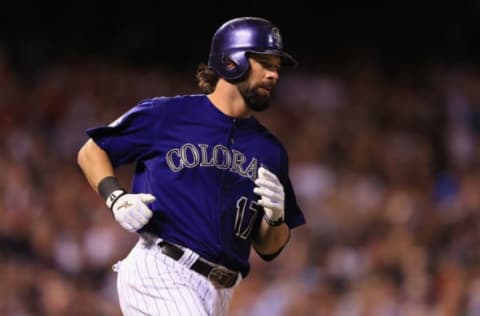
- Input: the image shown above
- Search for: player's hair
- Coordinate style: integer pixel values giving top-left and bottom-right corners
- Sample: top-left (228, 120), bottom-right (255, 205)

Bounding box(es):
top-left (196, 63), bottom-right (219, 94)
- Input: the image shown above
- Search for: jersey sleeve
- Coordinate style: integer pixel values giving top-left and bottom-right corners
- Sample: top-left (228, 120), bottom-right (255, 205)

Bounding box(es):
top-left (283, 177), bottom-right (305, 228)
top-left (279, 149), bottom-right (306, 229)
top-left (85, 98), bottom-right (166, 168)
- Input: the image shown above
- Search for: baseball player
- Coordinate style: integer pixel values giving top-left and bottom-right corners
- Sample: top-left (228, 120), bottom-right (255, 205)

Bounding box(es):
top-left (77, 17), bottom-right (306, 315)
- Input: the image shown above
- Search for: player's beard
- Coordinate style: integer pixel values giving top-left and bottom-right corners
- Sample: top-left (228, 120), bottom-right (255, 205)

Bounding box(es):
top-left (237, 81), bottom-right (271, 112)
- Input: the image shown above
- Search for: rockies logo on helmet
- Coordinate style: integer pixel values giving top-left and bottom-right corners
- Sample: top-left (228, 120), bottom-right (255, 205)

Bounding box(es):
top-left (270, 27), bottom-right (282, 49)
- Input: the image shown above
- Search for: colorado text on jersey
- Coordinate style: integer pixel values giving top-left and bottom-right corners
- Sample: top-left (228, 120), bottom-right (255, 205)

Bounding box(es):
top-left (165, 143), bottom-right (259, 181)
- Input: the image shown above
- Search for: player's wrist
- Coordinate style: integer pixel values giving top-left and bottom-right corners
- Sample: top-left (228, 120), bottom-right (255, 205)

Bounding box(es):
top-left (106, 189), bottom-right (128, 209)
top-left (263, 214), bottom-right (284, 227)
top-left (97, 176), bottom-right (127, 209)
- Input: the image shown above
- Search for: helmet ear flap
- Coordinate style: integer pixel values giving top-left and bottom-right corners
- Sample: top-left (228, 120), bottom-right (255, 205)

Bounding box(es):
top-left (214, 50), bottom-right (250, 81)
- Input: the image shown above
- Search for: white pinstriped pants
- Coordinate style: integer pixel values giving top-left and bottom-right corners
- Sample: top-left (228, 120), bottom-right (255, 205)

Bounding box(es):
top-left (114, 238), bottom-right (239, 316)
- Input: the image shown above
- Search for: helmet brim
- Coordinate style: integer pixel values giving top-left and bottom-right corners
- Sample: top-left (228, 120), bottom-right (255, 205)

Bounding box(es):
top-left (252, 49), bottom-right (298, 68)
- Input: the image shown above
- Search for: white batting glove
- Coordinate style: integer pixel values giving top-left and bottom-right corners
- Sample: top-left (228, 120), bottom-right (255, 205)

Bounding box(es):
top-left (107, 190), bottom-right (156, 232)
top-left (253, 167), bottom-right (285, 226)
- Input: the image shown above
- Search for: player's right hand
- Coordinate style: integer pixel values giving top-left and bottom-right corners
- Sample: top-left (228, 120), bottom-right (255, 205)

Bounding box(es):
top-left (108, 191), bottom-right (156, 232)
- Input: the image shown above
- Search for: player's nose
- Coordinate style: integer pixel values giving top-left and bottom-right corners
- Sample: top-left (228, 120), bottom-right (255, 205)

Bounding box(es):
top-left (266, 69), bottom-right (279, 81)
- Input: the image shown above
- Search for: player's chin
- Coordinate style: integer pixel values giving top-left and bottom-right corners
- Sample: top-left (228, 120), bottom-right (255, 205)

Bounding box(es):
top-left (246, 97), bottom-right (270, 112)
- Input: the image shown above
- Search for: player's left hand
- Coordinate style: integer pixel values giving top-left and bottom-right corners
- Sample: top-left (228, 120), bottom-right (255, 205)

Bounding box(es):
top-left (254, 167), bottom-right (285, 226)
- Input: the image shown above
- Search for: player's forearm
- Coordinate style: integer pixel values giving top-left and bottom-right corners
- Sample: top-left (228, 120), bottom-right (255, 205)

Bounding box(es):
top-left (77, 139), bottom-right (115, 192)
top-left (252, 220), bottom-right (290, 255)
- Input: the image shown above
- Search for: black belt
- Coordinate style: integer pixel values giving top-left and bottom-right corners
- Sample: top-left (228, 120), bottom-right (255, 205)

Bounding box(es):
top-left (158, 241), bottom-right (239, 289)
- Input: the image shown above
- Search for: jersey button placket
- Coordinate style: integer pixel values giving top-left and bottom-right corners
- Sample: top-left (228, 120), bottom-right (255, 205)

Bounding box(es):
top-left (230, 119), bottom-right (236, 145)
top-left (224, 119), bottom-right (235, 190)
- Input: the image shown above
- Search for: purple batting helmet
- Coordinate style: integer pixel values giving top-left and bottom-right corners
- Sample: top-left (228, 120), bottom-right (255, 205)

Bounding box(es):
top-left (208, 17), bottom-right (298, 81)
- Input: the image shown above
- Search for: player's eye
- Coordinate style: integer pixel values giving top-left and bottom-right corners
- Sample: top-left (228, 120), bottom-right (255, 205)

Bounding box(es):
top-left (266, 63), bottom-right (281, 72)
top-left (257, 59), bottom-right (280, 72)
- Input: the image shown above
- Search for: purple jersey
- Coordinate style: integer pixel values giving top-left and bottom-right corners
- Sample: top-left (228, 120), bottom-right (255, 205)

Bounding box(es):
top-left (86, 95), bottom-right (305, 276)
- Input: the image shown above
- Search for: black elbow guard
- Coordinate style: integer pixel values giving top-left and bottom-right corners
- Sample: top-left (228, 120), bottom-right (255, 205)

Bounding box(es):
top-left (255, 245), bottom-right (285, 262)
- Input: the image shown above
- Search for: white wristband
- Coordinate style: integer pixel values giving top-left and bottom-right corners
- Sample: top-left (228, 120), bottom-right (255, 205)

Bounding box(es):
top-left (106, 189), bottom-right (127, 209)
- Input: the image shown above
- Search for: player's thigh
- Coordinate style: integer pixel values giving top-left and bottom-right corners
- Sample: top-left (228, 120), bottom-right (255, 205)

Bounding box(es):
top-left (119, 281), bottom-right (208, 315)
top-left (116, 258), bottom-right (209, 316)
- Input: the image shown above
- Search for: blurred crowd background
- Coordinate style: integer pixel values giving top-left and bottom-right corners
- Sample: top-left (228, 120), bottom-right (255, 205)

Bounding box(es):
top-left (3, 2), bottom-right (480, 316)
